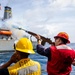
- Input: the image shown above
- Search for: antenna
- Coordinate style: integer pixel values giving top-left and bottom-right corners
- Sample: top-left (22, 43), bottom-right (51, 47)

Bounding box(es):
top-left (6, 0), bottom-right (11, 6)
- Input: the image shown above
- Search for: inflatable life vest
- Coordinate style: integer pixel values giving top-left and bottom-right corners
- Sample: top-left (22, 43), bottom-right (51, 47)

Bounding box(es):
top-left (47, 45), bottom-right (75, 75)
top-left (8, 58), bottom-right (41, 75)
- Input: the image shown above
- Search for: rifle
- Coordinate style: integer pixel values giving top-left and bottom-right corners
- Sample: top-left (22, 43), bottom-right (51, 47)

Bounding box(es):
top-left (17, 28), bottom-right (54, 46)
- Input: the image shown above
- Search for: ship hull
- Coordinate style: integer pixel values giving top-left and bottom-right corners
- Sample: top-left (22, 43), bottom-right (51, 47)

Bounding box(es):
top-left (0, 39), bottom-right (37, 52)
top-left (0, 39), bottom-right (15, 52)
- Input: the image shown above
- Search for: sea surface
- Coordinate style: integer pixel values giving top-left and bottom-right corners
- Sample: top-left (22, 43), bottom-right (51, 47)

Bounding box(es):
top-left (0, 43), bottom-right (75, 75)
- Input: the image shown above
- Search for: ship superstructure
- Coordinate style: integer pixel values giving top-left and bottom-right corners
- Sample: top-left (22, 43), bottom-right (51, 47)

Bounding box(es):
top-left (0, 6), bottom-right (15, 52)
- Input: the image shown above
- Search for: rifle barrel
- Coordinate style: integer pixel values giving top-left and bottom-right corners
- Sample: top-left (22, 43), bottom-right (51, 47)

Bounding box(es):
top-left (17, 28), bottom-right (54, 45)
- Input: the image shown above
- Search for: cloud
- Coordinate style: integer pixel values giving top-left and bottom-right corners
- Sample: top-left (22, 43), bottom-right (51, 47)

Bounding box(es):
top-left (49, 0), bottom-right (75, 8)
top-left (0, 0), bottom-right (75, 42)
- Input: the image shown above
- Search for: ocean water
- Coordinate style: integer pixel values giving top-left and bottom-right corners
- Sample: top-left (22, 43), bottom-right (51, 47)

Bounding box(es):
top-left (0, 43), bottom-right (75, 75)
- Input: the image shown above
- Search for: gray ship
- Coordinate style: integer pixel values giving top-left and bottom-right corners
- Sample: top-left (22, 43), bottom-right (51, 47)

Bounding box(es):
top-left (0, 6), bottom-right (37, 52)
top-left (0, 6), bottom-right (16, 52)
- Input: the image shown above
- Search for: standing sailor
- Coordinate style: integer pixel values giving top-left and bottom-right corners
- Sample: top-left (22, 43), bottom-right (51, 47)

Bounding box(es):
top-left (0, 38), bottom-right (41, 75)
top-left (35, 32), bottom-right (75, 75)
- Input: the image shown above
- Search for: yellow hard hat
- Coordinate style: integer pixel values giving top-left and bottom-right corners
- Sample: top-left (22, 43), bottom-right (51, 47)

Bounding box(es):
top-left (15, 38), bottom-right (35, 54)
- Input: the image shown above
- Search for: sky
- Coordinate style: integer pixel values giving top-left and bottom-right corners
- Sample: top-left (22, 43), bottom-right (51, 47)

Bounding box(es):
top-left (0, 0), bottom-right (75, 43)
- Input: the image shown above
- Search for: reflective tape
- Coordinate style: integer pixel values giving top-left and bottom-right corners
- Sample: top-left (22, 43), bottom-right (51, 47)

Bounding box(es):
top-left (18, 65), bottom-right (38, 75)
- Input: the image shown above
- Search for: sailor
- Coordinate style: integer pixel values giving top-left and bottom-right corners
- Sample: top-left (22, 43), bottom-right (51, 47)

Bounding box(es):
top-left (35, 32), bottom-right (75, 75)
top-left (0, 38), bottom-right (41, 75)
